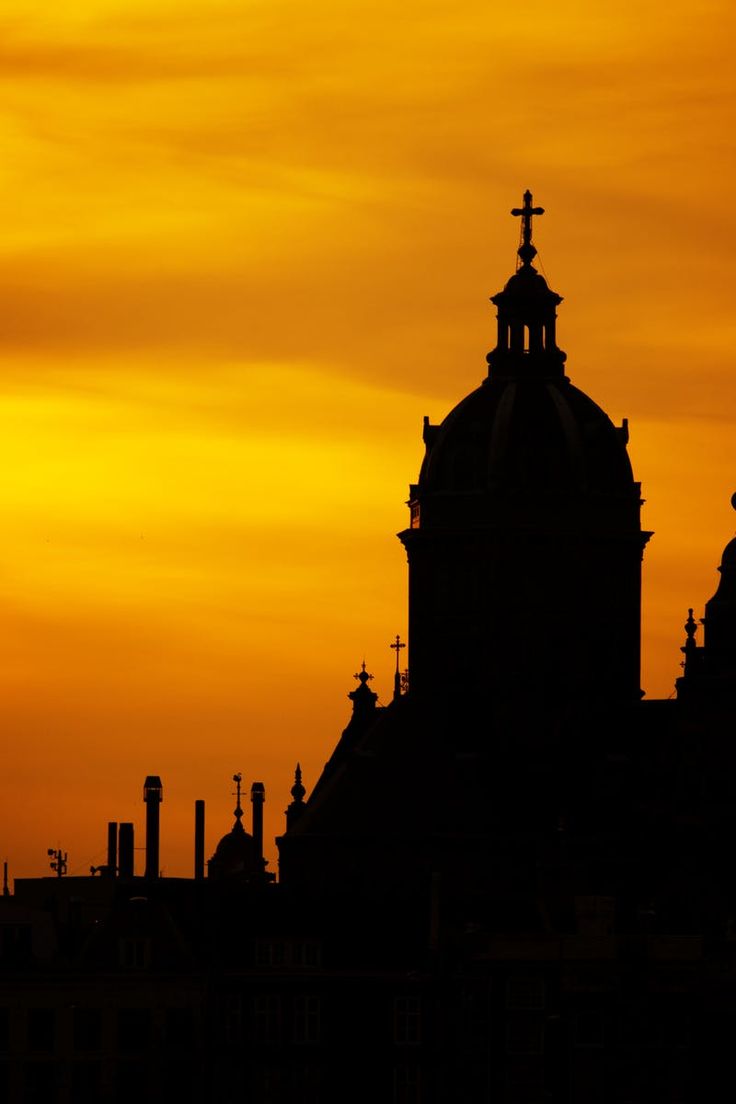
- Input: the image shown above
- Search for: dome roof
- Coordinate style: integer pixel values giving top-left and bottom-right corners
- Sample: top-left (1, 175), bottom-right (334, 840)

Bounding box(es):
top-left (493, 263), bottom-right (560, 306)
top-left (208, 820), bottom-right (258, 880)
top-left (419, 376), bottom-right (633, 497)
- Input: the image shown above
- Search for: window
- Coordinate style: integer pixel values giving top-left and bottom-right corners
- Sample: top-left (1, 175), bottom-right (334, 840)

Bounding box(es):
top-left (118, 937), bottom-right (151, 970)
top-left (255, 939), bottom-right (286, 966)
top-left (394, 996), bottom-right (421, 1045)
top-left (294, 996), bottom-right (321, 1044)
top-left (573, 1010), bottom-right (604, 1048)
top-left (293, 941), bottom-right (321, 968)
top-left (165, 1008), bottom-right (194, 1050)
top-left (575, 896), bottom-right (615, 937)
top-left (410, 503), bottom-right (421, 529)
top-left (506, 977), bottom-right (545, 1011)
top-left (70, 1061), bottom-right (102, 1104)
top-left (665, 1009), bottom-right (691, 1049)
top-left (222, 995), bottom-right (243, 1046)
top-left (116, 1008), bottom-right (150, 1052)
top-left (27, 1009), bottom-right (54, 1053)
top-left (393, 1063), bottom-right (421, 1104)
top-left (23, 1062), bottom-right (56, 1102)
top-left (506, 1014), bottom-right (544, 1054)
top-left (253, 995), bottom-right (281, 1044)
top-left (114, 1060), bottom-right (146, 1104)
top-left (73, 1008), bottom-right (102, 1052)
top-left (0, 923), bottom-right (31, 963)
top-left (291, 1064), bottom-right (322, 1104)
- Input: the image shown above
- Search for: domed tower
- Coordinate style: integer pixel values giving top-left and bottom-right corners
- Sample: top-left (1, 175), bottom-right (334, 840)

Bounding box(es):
top-left (208, 773), bottom-right (267, 882)
top-left (399, 192), bottom-right (650, 710)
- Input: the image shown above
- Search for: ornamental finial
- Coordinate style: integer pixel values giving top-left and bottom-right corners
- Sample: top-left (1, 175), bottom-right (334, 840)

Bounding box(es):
top-left (511, 189), bottom-right (544, 268)
top-left (291, 763), bottom-right (306, 803)
top-left (232, 772), bottom-right (244, 824)
top-left (354, 660), bottom-right (374, 686)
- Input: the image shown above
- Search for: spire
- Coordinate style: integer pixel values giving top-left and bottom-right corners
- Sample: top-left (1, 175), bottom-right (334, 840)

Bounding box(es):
top-left (486, 189), bottom-right (566, 379)
top-left (291, 762), bottom-right (306, 803)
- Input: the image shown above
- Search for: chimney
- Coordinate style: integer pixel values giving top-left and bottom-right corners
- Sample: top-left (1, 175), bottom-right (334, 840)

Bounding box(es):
top-left (250, 782), bottom-right (265, 866)
top-left (106, 822), bottom-right (118, 878)
top-left (194, 800), bottom-right (205, 880)
top-left (143, 776), bottom-right (163, 879)
top-left (119, 823), bottom-right (135, 878)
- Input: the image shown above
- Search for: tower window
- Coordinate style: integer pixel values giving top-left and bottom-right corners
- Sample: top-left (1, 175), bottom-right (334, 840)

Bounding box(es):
top-left (523, 325), bottom-right (530, 352)
top-left (394, 996), bottom-right (421, 1045)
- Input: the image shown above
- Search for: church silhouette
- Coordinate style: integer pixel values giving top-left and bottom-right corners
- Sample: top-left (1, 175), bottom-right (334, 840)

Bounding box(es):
top-left (1, 193), bottom-right (732, 1103)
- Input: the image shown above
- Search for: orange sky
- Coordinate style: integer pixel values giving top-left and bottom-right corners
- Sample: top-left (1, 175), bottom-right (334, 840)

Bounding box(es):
top-left (2, 0), bottom-right (736, 879)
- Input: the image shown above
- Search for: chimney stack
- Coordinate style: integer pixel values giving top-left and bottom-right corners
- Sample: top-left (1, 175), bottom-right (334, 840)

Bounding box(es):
top-left (143, 775), bottom-right (163, 879)
top-left (106, 822), bottom-right (118, 878)
top-left (119, 823), bottom-right (135, 878)
top-left (194, 800), bottom-right (205, 880)
top-left (251, 782), bottom-right (265, 867)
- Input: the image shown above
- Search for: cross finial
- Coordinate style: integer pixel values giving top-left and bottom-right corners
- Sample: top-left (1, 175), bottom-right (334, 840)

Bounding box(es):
top-left (390, 634), bottom-right (406, 674)
top-left (391, 634), bottom-right (406, 702)
top-left (511, 189), bottom-right (544, 267)
top-left (354, 660), bottom-right (374, 686)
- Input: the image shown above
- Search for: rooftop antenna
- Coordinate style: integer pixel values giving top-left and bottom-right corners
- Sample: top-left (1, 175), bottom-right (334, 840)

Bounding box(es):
top-left (232, 773), bottom-right (244, 826)
top-left (2, 861), bottom-right (9, 896)
top-left (47, 847), bottom-right (68, 878)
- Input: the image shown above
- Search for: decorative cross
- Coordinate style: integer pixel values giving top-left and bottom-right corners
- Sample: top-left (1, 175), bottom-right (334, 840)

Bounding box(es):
top-left (511, 189), bottom-right (544, 266)
top-left (354, 660), bottom-right (374, 685)
top-left (390, 634), bottom-right (406, 675)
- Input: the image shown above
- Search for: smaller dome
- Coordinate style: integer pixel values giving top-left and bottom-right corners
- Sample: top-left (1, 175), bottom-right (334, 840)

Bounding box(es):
top-left (208, 820), bottom-right (258, 881)
top-left (495, 264), bottom-right (559, 304)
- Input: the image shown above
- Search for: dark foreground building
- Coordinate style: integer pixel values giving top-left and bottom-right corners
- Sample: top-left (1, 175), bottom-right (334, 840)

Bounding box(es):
top-left (2, 194), bottom-right (734, 1103)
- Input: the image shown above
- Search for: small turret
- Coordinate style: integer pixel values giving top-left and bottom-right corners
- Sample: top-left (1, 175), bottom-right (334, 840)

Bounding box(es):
top-left (349, 661), bottom-right (378, 720)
